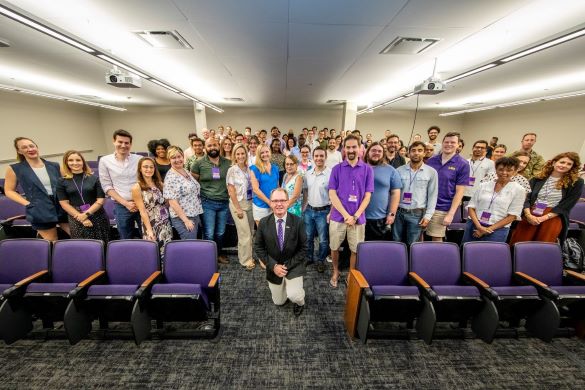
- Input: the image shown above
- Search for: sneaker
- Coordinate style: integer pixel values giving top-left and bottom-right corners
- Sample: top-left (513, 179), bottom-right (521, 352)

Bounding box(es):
top-left (326, 256), bottom-right (332, 263)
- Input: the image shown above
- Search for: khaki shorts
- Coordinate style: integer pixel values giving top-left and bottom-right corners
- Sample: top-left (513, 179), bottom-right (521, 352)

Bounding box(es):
top-left (426, 210), bottom-right (448, 238)
top-left (329, 220), bottom-right (365, 253)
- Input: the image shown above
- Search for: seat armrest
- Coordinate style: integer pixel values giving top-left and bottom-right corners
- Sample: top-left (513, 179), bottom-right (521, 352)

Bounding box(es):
top-left (514, 271), bottom-right (558, 300)
top-left (565, 270), bottom-right (585, 284)
top-left (208, 272), bottom-right (220, 288)
top-left (350, 269), bottom-right (369, 289)
top-left (3, 270), bottom-right (49, 298)
top-left (134, 271), bottom-right (162, 299)
top-left (68, 271), bottom-right (106, 299)
top-left (409, 272), bottom-right (437, 301)
top-left (569, 218), bottom-right (585, 228)
top-left (462, 272), bottom-right (498, 300)
top-left (1, 215), bottom-right (26, 226)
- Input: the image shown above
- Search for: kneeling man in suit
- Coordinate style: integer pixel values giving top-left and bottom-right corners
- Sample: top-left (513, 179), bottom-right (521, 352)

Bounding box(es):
top-left (254, 188), bottom-right (307, 316)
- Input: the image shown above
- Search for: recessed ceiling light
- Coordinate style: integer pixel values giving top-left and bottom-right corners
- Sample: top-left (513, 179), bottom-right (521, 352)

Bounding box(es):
top-left (224, 97), bottom-right (245, 102)
top-left (380, 37), bottom-right (440, 55)
top-left (134, 30), bottom-right (193, 49)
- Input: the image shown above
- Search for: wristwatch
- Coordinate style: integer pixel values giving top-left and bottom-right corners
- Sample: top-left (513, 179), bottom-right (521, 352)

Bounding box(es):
top-left (388, 212), bottom-right (395, 217)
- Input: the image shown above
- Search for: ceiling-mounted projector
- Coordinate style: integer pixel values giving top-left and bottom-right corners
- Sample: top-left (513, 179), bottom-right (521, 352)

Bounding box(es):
top-left (105, 69), bottom-right (141, 88)
top-left (414, 77), bottom-right (446, 95)
top-left (413, 57), bottom-right (446, 95)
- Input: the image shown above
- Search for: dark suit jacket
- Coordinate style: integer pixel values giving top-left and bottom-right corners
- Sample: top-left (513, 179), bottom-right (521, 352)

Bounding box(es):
top-left (254, 212), bottom-right (307, 285)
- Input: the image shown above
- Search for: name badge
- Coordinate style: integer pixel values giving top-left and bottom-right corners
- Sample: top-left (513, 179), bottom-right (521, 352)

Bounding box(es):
top-left (160, 207), bottom-right (168, 220)
top-left (480, 211), bottom-right (491, 226)
top-left (348, 194), bottom-right (358, 203)
top-left (403, 192), bottom-right (413, 205)
top-left (79, 204), bottom-right (91, 212)
top-left (247, 187), bottom-right (253, 200)
top-left (532, 202), bottom-right (547, 216)
top-left (212, 167), bottom-right (221, 180)
top-left (468, 177), bottom-right (476, 186)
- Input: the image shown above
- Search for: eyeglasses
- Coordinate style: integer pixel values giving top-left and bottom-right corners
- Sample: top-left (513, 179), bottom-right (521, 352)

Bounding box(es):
top-left (285, 163), bottom-right (296, 166)
top-left (271, 199), bottom-right (288, 203)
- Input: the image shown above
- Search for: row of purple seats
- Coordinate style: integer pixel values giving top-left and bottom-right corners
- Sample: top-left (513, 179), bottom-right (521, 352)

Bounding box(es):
top-left (0, 239), bottom-right (220, 345)
top-left (352, 241), bottom-right (585, 344)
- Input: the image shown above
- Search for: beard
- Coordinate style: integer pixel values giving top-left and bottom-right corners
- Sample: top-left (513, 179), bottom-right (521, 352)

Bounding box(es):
top-left (207, 149), bottom-right (220, 158)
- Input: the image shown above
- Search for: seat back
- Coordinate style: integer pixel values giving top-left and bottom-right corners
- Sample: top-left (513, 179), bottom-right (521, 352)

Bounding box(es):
top-left (410, 242), bottom-right (461, 285)
top-left (106, 240), bottom-right (160, 284)
top-left (163, 240), bottom-right (217, 285)
top-left (52, 240), bottom-right (104, 283)
top-left (569, 201), bottom-right (585, 224)
top-left (356, 241), bottom-right (409, 286)
top-left (514, 242), bottom-right (563, 286)
top-left (0, 239), bottom-right (50, 284)
top-left (462, 242), bottom-right (512, 287)
top-left (103, 198), bottom-right (115, 223)
top-left (0, 197), bottom-right (26, 221)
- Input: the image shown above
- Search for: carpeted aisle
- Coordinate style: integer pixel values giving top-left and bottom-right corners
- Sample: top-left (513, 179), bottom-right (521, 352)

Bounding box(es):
top-left (0, 253), bottom-right (584, 389)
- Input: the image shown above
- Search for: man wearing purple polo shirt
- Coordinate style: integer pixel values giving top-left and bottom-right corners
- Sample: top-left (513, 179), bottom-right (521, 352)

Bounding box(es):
top-left (328, 135), bottom-right (374, 288)
top-left (425, 132), bottom-right (470, 241)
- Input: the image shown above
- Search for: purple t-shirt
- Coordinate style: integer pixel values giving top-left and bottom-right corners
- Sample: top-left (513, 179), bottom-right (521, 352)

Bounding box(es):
top-left (425, 153), bottom-right (470, 212)
top-left (328, 160), bottom-right (374, 224)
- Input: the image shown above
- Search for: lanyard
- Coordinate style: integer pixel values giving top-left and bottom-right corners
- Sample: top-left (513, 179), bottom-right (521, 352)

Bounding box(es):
top-left (487, 183), bottom-right (504, 210)
top-left (469, 158), bottom-right (484, 177)
top-left (407, 168), bottom-right (421, 191)
top-left (71, 175), bottom-right (86, 205)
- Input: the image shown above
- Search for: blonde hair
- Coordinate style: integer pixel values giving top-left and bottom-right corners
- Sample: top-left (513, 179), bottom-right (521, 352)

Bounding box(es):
top-left (231, 143), bottom-right (248, 166)
top-left (62, 150), bottom-right (92, 178)
top-left (166, 145), bottom-right (184, 160)
top-left (255, 144), bottom-right (272, 174)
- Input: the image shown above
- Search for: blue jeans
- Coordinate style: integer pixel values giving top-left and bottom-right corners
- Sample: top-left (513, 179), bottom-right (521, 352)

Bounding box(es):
top-left (201, 198), bottom-right (229, 253)
top-left (171, 216), bottom-right (200, 240)
top-left (303, 206), bottom-right (330, 263)
top-left (392, 209), bottom-right (424, 246)
top-left (461, 220), bottom-right (510, 243)
top-left (114, 202), bottom-right (141, 239)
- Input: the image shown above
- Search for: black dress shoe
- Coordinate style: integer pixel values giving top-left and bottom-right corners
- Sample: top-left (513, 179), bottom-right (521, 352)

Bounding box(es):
top-left (293, 303), bottom-right (304, 317)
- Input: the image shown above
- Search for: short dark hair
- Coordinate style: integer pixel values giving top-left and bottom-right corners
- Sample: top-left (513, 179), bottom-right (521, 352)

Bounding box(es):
top-left (259, 129), bottom-right (267, 135)
top-left (312, 146), bottom-right (326, 157)
top-left (491, 136), bottom-right (499, 142)
top-left (473, 140), bottom-right (488, 148)
top-left (344, 134), bottom-right (360, 147)
top-left (427, 126), bottom-right (440, 134)
top-left (113, 129), bottom-right (132, 142)
top-left (147, 138), bottom-right (171, 155)
top-left (409, 141), bottom-right (426, 151)
top-left (191, 137), bottom-right (204, 146)
top-left (522, 132), bottom-right (537, 140)
top-left (458, 139), bottom-right (465, 148)
top-left (495, 156), bottom-right (520, 170)
top-left (443, 132), bottom-right (460, 141)
top-left (386, 134), bottom-right (400, 141)
top-left (188, 132), bottom-right (198, 139)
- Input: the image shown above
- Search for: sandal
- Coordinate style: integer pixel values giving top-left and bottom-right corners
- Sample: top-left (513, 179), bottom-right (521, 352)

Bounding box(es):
top-left (329, 274), bottom-right (339, 288)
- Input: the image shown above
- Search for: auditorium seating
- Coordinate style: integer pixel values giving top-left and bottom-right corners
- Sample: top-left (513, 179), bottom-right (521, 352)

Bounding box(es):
top-left (147, 240), bottom-right (220, 340)
top-left (568, 201), bottom-right (585, 232)
top-left (462, 241), bottom-right (558, 342)
top-left (64, 239), bottom-right (160, 345)
top-left (0, 240), bottom-right (104, 344)
top-left (0, 239), bottom-right (51, 343)
top-left (409, 242), bottom-right (498, 344)
top-left (352, 241), bottom-right (420, 343)
top-left (514, 242), bottom-right (585, 326)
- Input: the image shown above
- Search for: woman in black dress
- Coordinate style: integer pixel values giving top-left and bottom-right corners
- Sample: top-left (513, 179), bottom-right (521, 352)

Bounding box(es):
top-left (57, 150), bottom-right (110, 241)
top-left (147, 138), bottom-right (171, 180)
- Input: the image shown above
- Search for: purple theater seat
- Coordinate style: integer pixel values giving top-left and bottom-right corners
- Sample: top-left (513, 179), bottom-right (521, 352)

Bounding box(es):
top-left (410, 242), bottom-right (462, 287)
top-left (103, 198), bottom-right (116, 225)
top-left (24, 240), bottom-right (104, 295)
top-left (0, 239), bottom-right (50, 286)
top-left (353, 242), bottom-right (420, 343)
top-left (568, 201), bottom-right (585, 231)
top-left (105, 240), bottom-right (160, 287)
top-left (147, 240), bottom-right (220, 337)
top-left (0, 197), bottom-right (27, 224)
top-left (491, 286), bottom-right (537, 295)
top-left (432, 285), bottom-right (480, 297)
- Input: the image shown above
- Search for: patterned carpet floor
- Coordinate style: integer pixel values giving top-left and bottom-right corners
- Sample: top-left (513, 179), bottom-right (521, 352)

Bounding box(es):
top-left (0, 252), bottom-right (584, 389)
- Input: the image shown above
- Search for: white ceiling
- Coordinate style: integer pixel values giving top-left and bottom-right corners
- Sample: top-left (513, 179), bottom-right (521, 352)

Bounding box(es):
top-left (1, 0), bottom-right (585, 112)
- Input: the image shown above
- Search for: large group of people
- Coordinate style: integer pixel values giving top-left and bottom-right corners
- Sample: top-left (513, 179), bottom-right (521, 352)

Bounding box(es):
top-left (3, 125), bottom-right (584, 317)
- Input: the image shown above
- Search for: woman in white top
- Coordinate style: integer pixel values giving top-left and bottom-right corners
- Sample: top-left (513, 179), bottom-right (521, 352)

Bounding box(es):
top-left (462, 157), bottom-right (525, 243)
top-left (297, 145), bottom-right (313, 175)
top-left (5, 137), bottom-right (70, 241)
top-left (481, 152), bottom-right (531, 194)
top-left (226, 143), bottom-right (256, 270)
top-left (163, 146), bottom-right (203, 240)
